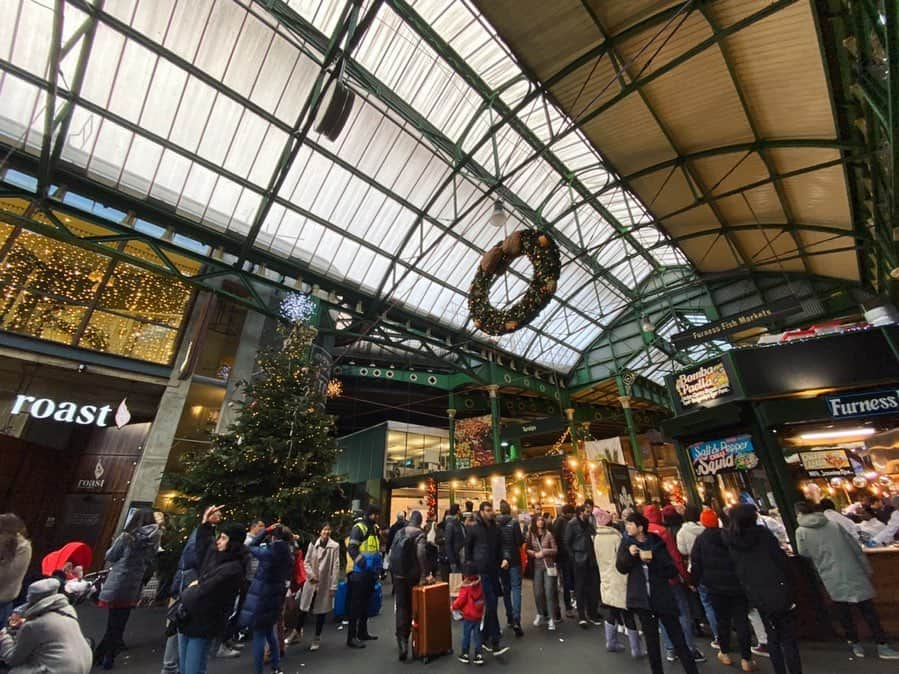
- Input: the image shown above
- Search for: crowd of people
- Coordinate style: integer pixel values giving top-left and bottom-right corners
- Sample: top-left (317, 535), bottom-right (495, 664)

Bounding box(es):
top-left (0, 493), bottom-right (894, 673)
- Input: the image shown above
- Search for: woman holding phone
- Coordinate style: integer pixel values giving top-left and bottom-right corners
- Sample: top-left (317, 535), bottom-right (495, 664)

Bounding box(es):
top-left (616, 512), bottom-right (698, 674)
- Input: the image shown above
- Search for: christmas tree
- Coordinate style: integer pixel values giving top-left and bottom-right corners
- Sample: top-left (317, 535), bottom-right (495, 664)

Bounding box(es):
top-left (169, 294), bottom-right (346, 539)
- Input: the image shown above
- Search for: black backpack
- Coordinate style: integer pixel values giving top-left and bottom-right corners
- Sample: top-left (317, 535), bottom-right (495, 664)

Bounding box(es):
top-left (388, 528), bottom-right (418, 577)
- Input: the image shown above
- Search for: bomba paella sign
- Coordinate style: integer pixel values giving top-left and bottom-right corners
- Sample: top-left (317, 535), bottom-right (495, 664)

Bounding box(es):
top-left (673, 360), bottom-right (732, 408)
top-left (689, 434), bottom-right (759, 477)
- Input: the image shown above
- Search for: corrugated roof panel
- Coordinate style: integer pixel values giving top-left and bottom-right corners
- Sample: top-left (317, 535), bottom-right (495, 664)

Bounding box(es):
top-left (718, 2), bottom-right (837, 139)
top-left (580, 93), bottom-right (675, 174)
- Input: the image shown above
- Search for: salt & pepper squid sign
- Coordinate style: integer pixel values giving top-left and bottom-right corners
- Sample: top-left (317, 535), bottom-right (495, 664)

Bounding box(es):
top-left (672, 360), bottom-right (732, 409)
top-left (688, 434), bottom-right (759, 477)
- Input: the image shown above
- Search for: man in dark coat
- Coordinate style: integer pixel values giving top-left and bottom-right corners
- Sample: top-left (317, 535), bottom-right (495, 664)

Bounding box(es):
top-left (617, 513), bottom-right (699, 674)
top-left (444, 504), bottom-right (466, 573)
top-left (389, 511), bottom-right (431, 661)
top-left (565, 505), bottom-right (601, 626)
top-left (496, 500), bottom-right (524, 635)
top-left (553, 505), bottom-right (575, 617)
top-left (464, 502), bottom-right (510, 656)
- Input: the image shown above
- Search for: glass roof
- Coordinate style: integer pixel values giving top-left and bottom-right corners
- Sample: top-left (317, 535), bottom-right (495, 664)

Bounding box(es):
top-left (0, 0), bottom-right (692, 372)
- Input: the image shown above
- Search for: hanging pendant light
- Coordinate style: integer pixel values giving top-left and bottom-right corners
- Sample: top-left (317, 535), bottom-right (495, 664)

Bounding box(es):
top-left (489, 199), bottom-right (508, 228)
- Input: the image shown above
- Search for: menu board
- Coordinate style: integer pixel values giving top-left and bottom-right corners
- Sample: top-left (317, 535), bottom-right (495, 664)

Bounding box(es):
top-left (799, 449), bottom-right (854, 478)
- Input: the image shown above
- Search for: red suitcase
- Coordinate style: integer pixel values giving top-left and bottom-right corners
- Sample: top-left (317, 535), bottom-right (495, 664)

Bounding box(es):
top-left (411, 582), bottom-right (453, 663)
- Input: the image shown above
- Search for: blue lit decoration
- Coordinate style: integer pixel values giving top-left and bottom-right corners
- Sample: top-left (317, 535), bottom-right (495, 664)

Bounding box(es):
top-left (280, 292), bottom-right (317, 324)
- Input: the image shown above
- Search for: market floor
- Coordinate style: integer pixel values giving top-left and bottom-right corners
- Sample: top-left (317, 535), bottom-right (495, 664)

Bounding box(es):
top-left (78, 584), bottom-right (896, 674)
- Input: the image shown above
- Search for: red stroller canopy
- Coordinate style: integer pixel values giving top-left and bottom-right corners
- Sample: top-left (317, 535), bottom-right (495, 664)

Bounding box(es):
top-left (41, 542), bottom-right (93, 576)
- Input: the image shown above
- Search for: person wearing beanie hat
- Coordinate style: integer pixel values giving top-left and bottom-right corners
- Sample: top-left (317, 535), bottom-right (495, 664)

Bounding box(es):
top-left (0, 577), bottom-right (92, 673)
top-left (700, 509), bottom-right (720, 529)
top-left (346, 503), bottom-right (382, 647)
top-left (176, 506), bottom-right (248, 674)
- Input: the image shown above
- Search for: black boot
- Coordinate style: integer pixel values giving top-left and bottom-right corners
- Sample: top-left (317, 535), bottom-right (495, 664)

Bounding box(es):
top-left (347, 620), bottom-right (366, 649)
top-left (359, 618), bottom-right (378, 640)
top-left (397, 635), bottom-right (408, 661)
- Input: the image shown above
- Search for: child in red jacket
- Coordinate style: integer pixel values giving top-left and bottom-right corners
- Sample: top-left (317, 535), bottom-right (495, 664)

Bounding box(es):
top-left (452, 563), bottom-right (485, 665)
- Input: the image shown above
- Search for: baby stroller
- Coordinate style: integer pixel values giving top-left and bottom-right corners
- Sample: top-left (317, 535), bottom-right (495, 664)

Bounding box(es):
top-left (41, 542), bottom-right (103, 605)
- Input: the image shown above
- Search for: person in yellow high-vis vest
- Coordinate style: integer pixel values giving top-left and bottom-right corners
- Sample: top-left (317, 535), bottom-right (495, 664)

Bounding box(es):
top-left (345, 505), bottom-right (381, 648)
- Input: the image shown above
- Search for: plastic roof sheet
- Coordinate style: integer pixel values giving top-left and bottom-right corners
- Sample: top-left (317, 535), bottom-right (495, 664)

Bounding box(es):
top-left (0, 0), bottom-right (695, 372)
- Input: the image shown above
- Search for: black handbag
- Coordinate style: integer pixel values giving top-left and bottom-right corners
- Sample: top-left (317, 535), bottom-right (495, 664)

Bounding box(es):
top-left (165, 599), bottom-right (190, 637)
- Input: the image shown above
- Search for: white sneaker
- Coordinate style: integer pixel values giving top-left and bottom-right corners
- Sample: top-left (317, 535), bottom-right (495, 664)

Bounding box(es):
top-left (548, 619), bottom-right (556, 631)
top-left (533, 615), bottom-right (544, 627)
top-left (215, 646), bottom-right (240, 659)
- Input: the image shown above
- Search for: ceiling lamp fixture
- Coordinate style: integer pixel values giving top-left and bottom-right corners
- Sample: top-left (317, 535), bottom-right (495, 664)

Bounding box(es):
top-left (798, 428), bottom-right (876, 441)
top-left (315, 80), bottom-right (355, 141)
top-left (641, 317), bottom-right (655, 334)
top-left (489, 199), bottom-right (508, 228)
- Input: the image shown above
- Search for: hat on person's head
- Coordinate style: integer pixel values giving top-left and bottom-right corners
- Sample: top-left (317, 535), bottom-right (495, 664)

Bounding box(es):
top-left (595, 509), bottom-right (613, 526)
top-left (700, 509), bottom-right (719, 528)
top-left (661, 504), bottom-right (678, 520)
top-left (643, 504), bottom-right (662, 525)
top-left (222, 523), bottom-right (247, 548)
top-left (27, 577), bottom-right (60, 604)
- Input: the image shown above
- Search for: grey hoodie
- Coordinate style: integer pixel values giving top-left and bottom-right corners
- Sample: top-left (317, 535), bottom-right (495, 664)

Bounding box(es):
top-left (0, 593), bottom-right (92, 673)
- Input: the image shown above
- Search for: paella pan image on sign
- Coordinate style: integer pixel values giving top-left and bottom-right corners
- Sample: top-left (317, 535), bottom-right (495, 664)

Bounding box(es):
top-left (468, 229), bottom-right (561, 335)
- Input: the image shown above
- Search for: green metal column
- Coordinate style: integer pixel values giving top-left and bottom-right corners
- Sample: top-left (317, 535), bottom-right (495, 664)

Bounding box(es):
top-left (673, 438), bottom-right (701, 506)
top-left (487, 385), bottom-right (502, 464)
top-left (750, 402), bottom-right (800, 548)
top-left (447, 405), bottom-right (457, 506)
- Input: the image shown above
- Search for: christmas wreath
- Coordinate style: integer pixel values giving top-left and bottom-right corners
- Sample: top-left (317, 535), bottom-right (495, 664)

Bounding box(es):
top-left (468, 229), bottom-right (561, 335)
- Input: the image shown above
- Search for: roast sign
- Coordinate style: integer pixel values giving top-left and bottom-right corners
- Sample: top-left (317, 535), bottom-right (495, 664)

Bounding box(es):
top-left (11, 394), bottom-right (114, 427)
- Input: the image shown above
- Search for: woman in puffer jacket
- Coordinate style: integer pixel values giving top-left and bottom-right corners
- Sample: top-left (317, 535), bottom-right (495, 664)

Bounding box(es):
top-left (239, 524), bottom-right (294, 674)
top-left (94, 509), bottom-right (161, 670)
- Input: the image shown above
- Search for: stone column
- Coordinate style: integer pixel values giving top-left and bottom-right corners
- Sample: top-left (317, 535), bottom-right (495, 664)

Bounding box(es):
top-left (216, 305), bottom-right (271, 433)
top-left (487, 384), bottom-right (502, 464)
top-left (115, 292), bottom-right (212, 528)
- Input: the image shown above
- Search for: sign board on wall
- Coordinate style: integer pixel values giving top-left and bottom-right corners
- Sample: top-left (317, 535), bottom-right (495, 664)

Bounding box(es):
top-left (799, 449), bottom-right (855, 478)
top-left (584, 438), bottom-right (625, 465)
top-left (688, 434), bottom-right (759, 477)
top-left (670, 297), bottom-right (802, 348)
top-left (672, 360), bottom-right (732, 409)
top-left (608, 463), bottom-right (635, 513)
top-left (10, 394), bottom-right (131, 428)
top-left (490, 475), bottom-right (506, 511)
top-left (826, 388), bottom-right (899, 419)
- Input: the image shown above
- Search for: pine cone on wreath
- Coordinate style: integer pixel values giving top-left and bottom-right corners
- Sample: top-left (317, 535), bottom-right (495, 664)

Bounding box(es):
top-left (501, 231), bottom-right (523, 256)
top-left (480, 245), bottom-right (505, 274)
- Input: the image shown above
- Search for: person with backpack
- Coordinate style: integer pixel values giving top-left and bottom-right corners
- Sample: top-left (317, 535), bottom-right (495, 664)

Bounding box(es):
top-left (496, 500), bottom-right (524, 636)
top-left (94, 509), bottom-right (161, 670)
top-left (388, 510), bottom-right (432, 661)
top-left (346, 506), bottom-right (381, 647)
top-left (724, 504), bottom-right (801, 674)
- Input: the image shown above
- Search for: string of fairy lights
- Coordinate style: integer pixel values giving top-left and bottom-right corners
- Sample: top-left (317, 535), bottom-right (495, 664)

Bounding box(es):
top-left (0, 230), bottom-right (192, 364)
